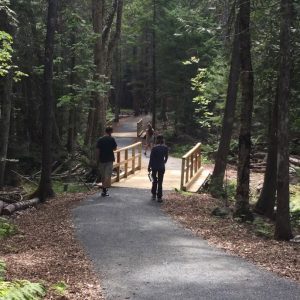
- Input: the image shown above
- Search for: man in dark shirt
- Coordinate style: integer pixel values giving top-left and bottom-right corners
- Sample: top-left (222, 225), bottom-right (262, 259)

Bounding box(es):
top-left (96, 126), bottom-right (117, 197)
top-left (148, 134), bottom-right (168, 202)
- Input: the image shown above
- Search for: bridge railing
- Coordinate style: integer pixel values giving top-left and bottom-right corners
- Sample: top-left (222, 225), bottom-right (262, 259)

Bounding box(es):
top-left (180, 143), bottom-right (202, 191)
top-left (112, 142), bottom-right (142, 183)
top-left (137, 118), bottom-right (144, 137)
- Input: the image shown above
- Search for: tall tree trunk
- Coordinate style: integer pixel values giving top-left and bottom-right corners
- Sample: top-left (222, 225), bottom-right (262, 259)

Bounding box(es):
top-left (235, 0), bottom-right (254, 219)
top-left (67, 33), bottom-right (76, 153)
top-left (0, 73), bottom-right (13, 188)
top-left (0, 7), bottom-right (16, 188)
top-left (33, 0), bottom-right (58, 201)
top-left (84, 100), bottom-right (95, 146)
top-left (275, 0), bottom-right (293, 240)
top-left (86, 0), bottom-right (122, 147)
top-left (210, 9), bottom-right (240, 196)
top-left (255, 96), bottom-right (278, 218)
top-left (85, 0), bottom-right (104, 147)
top-left (151, 0), bottom-right (157, 129)
top-left (114, 42), bottom-right (121, 122)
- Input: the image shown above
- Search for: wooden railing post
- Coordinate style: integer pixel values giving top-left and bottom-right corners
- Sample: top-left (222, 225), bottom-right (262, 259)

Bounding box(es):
top-left (181, 143), bottom-right (202, 191)
top-left (181, 158), bottom-right (185, 190)
top-left (137, 119), bottom-right (143, 137)
top-left (190, 153), bottom-right (194, 179)
top-left (116, 151), bottom-right (121, 182)
top-left (138, 142), bottom-right (142, 170)
top-left (125, 149), bottom-right (128, 178)
top-left (132, 147), bottom-right (136, 174)
top-left (112, 142), bottom-right (142, 183)
top-left (198, 147), bottom-right (201, 169)
top-left (185, 157), bottom-right (189, 184)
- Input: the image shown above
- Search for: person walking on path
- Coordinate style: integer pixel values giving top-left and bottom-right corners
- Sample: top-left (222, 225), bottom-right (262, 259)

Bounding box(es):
top-left (96, 126), bottom-right (117, 197)
top-left (148, 134), bottom-right (168, 202)
top-left (144, 123), bottom-right (155, 156)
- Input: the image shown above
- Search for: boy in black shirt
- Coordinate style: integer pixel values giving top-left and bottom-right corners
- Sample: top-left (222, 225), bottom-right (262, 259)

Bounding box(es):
top-left (148, 134), bottom-right (168, 202)
top-left (96, 126), bottom-right (117, 197)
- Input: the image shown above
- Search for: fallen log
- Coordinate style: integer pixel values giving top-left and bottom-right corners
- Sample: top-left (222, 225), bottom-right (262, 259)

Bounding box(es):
top-left (0, 196), bottom-right (16, 204)
top-left (251, 162), bottom-right (267, 167)
top-left (0, 201), bottom-right (4, 215)
top-left (252, 152), bottom-right (267, 160)
top-left (0, 193), bottom-right (23, 203)
top-left (3, 198), bottom-right (40, 215)
top-left (290, 157), bottom-right (300, 167)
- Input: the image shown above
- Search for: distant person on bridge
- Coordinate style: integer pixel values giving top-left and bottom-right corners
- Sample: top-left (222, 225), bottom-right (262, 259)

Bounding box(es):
top-left (144, 123), bottom-right (155, 156)
top-left (96, 126), bottom-right (117, 197)
top-left (148, 134), bottom-right (168, 202)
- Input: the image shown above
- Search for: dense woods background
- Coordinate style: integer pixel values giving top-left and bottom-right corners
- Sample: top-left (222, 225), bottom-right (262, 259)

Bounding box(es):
top-left (0, 0), bottom-right (299, 240)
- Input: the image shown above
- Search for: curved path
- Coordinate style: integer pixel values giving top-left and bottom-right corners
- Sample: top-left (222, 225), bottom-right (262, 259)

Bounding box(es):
top-left (73, 116), bottom-right (300, 299)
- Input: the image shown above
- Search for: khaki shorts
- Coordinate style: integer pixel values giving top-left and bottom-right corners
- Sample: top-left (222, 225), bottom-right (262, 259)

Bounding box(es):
top-left (99, 162), bottom-right (113, 180)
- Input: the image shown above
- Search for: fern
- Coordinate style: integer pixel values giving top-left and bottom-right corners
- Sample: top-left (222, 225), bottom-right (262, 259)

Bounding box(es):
top-left (0, 280), bottom-right (46, 300)
top-left (0, 218), bottom-right (17, 239)
top-left (0, 261), bottom-right (5, 281)
top-left (51, 281), bottom-right (68, 296)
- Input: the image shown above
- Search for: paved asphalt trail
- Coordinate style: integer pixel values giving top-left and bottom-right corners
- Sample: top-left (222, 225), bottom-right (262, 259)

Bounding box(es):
top-left (73, 116), bottom-right (300, 299)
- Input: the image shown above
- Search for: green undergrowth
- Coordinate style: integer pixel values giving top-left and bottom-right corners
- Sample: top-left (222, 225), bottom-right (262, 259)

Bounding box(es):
top-left (169, 144), bottom-right (211, 164)
top-left (174, 188), bottom-right (194, 197)
top-left (290, 185), bottom-right (300, 227)
top-left (169, 144), bottom-right (193, 158)
top-left (22, 180), bottom-right (88, 196)
top-left (51, 181), bottom-right (88, 194)
top-left (252, 217), bottom-right (273, 238)
top-left (0, 261), bottom-right (68, 299)
top-left (0, 218), bottom-right (17, 239)
top-left (0, 261), bottom-right (46, 300)
top-left (50, 281), bottom-right (68, 296)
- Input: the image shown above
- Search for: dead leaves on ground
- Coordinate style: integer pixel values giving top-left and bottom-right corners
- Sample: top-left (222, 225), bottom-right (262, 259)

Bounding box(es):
top-left (0, 193), bottom-right (103, 300)
top-left (163, 193), bottom-right (300, 283)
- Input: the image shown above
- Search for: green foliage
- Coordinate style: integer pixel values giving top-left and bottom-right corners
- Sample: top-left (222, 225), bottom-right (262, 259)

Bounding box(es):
top-left (50, 281), bottom-right (68, 296)
top-left (0, 30), bottom-right (13, 76)
top-left (174, 189), bottom-right (193, 197)
top-left (191, 57), bottom-right (227, 130)
top-left (253, 217), bottom-right (273, 238)
top-left (290, 185), bottom-right (300, 212)
top-left (224, 180), bottom-right (237, 202)
top-left (290, 185), bottom-right (300, 227)
top-left (0, 30), bottom-right (27, 80)
top-left (52, 180), bottom-right (87, 194)
top-left (0, 261), bottom-right (46, 300)
top-left (0, 280), bottom-right (46, 300)
top-left (0, 217), bottom-right (17, 239)
top-left (169, 144), bottom-right (193, 158)
top-left (0, 261), bottom-right (5, 280)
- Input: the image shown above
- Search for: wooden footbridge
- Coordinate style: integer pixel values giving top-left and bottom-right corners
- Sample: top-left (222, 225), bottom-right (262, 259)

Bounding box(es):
top-left (111, 116), bottom-right (210, 193)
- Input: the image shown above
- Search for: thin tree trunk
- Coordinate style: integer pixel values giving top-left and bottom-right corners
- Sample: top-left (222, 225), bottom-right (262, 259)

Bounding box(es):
top-left (0, 73), bottom-right (13, 188)
top-left (275, 0), bottom-right (293, 240)
top-left (0, 8), bottom-right (16, 188)
top-left (33, 0), bottom-right (58, 201)
top-left (84, 100), bottom-right (95, 146)
top-left (67, 33), bottom-right (76, 153)
top-left (210, 9), bottom-right (240, 196)
top-left (85, 0), bottom-right (104, 148)
top-left (235, 0), bottom-right (254, 219)
top-left (255, 96), bottom-right (278, 218)
top-left (114, 42), bottom-right (121, 122)
top-left (151, 0), bottom-right (157, 129)
top-left (87, 0), bottom-right (123, 148)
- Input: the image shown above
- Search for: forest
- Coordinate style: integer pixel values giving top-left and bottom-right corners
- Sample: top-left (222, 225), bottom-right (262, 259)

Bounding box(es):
top-left (0, 0), bottom-right (300, 298)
